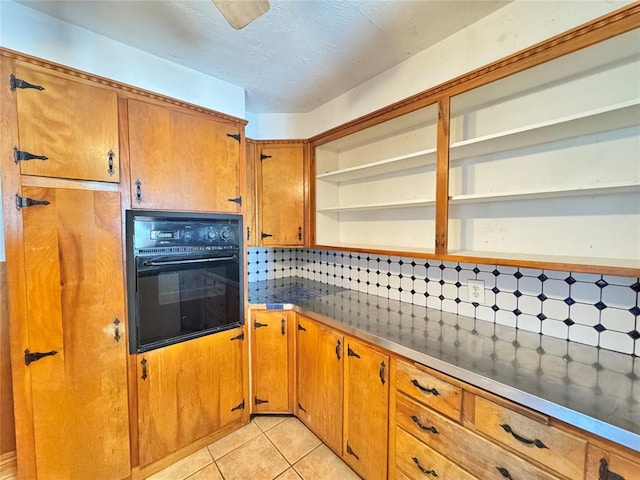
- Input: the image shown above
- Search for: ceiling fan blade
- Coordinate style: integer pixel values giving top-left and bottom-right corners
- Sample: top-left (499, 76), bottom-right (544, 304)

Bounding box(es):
top-left (212, 0), bottom-right (270, 30)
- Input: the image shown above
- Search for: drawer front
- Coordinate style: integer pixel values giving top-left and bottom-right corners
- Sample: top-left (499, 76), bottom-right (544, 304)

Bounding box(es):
top-left (396, 427), bottom-right (476, 480)
top-left (396, 394), bottom-right (560, 480)
top-left (395, 360), bottom-right (462, 421)
top-left (475, 396), bottom-right (586, 479)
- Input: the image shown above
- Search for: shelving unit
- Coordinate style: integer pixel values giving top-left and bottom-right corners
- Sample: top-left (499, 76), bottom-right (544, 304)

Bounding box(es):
top-left (311, 16), bottom-right (640, 275)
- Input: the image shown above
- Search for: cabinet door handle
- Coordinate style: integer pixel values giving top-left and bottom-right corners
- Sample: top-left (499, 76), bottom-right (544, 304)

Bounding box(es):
top-left (496, 467), bottom-right (513, 479)
top-left (599, 458), bottom-right (625, 480)
top-left (410, 415), bottom-right (438, 434)
top-left (335, 339), bottom-right (341, 360)
top-left (379, 361), bottom-right (386, 385)
top-left (107, 150), bottom-right (115, 176)
top-left (500, 424), bottom-right (548, 449)
top-left (135, 179), bottom-right (142, 204)
top-left (411, 457), bottom-right (438, 477)
top-left (113, 318), bottom-right (121, 342)
top-left (281, 318), bottom-right (285, 336)
top-left (411, 379), bottom-right (439, 396)
top-left (141, 358), bottom-right (148, 380)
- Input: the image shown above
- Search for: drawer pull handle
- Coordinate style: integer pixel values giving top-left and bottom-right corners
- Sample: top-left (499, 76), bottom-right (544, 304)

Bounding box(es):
top-left (410, 415), bottom-right (439, 434)
top-left (500, 424), bottom-right (548, 449)
top-left (411, 379), bottom-right (439, 396)
top-left (412, 457), bottom-right (438, 477)
top-left (496, 467), bottom-right (513, 479)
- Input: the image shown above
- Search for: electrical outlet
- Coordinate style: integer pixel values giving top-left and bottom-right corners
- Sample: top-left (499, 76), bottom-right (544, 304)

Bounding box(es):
top-left (467, 279), bottom-right (485, 304)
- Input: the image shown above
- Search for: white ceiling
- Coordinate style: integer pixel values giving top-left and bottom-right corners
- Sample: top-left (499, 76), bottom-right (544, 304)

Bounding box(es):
top-left (16, 0), bottom-right (511, 114)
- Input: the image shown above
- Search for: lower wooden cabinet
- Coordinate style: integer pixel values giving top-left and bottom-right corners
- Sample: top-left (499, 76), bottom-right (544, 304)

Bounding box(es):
top-left (296, 315), bottom-right (344, 453)
top-left (251, 310), bottom-right (294, 413)
top-left (586, 444), bottom-right (640, 480)
top-left (343, 338), bottom-right (389, 480)
top-left (136, 327), bottom-right (245, 467)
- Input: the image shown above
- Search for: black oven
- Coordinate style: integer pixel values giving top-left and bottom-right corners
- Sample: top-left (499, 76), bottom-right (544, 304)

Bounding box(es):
top-left (126, 210), bottom-right (243, 353)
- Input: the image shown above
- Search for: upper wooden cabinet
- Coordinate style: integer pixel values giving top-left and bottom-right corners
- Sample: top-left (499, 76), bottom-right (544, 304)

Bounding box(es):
top-left (257, 142), bottom-right (306, 246)
top-left (127, 98), bottom-right (242, 213)
top-left (11, 61), bottom-right (120, 182)
top-left (19, 187), bottom-right (130, 479)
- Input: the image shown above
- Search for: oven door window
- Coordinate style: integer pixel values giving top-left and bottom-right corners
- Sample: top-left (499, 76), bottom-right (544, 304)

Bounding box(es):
top-left (135, 254), bottom-right (240, 351)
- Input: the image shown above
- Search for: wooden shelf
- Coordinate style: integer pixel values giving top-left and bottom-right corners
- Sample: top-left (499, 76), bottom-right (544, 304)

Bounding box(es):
top-left (317, 198), bottom-right (436, 213)
top-left (449, 182), bottom-right (640, 205)
top-left (450, 100), bottom-right (640, 161)
top-left (316, 148), bottom-right (436, 183)
top-left (316, 243), bottom-right (436, 256)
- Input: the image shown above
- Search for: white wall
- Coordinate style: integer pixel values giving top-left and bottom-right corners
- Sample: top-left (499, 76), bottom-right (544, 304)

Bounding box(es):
top-left (0, 0), bottom-right (246, 119)
top-left (250, 0), bottom-right (634, 139)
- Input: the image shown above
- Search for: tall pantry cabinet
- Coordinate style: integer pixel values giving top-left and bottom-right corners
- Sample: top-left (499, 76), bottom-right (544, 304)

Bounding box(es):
top-left (1, 56), bottom-right (130, 479)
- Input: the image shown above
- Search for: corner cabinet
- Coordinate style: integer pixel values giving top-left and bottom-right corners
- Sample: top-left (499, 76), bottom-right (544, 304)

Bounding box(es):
top-left (136, 327), bottom-right (246, 468)
top-left (127, 98), bottom-right (243, 212)
top-left (311, 13), bottom-right (640, 276)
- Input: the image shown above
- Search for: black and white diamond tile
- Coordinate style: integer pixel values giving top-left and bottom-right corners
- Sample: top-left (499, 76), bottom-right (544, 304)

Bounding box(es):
top-left (248, 247), bottom-right (640, 356)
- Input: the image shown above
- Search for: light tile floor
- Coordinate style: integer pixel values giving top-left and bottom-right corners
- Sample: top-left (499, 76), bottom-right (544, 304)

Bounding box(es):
top-left (148, 415), bottom-right (361, 480)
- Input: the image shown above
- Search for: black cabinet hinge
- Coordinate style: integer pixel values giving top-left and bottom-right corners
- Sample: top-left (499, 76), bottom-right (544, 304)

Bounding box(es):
top-left (10, 74), bottom-right (44, 91)
top-left (227, 133), bottom-right (241, 142)
top-left (260, 153), bottom-right (272, 161)
top-left (231, 399), bottom-right (245, 411)
top-left (254, 397), bottom-right (269, 405)
top-left (24, 349), bottom-right (57, 366)
top-left (261, 232), bottom-right (273, 239)
top-left (227, 196), bottom-right (242, 205)
top-left (297, 324), bottom-right (306, 332)
top-left (230, 332), bottom-right (245, 341)
top-left (14, 147), bottom-right (48, 163)
top-left (254, 321), bottom-right (268, 329)
top-left (16, 194), bottom-right (50, 210)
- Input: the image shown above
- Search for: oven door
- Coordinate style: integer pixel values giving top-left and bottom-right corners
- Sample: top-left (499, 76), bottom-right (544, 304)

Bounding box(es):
top-left (133, 252), bottom-right (241, 352)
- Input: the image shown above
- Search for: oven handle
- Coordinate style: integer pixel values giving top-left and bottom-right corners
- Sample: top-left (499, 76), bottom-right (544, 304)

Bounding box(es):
top-left (142, 255), bottom-right (237, 266)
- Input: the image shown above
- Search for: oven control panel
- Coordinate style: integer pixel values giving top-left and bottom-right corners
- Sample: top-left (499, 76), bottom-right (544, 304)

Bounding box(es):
top-left (132, 217), bottom-right (240, 252)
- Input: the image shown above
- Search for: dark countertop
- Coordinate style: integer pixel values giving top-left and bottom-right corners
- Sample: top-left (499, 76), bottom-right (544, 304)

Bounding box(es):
top-left (249, 277), bottom-right (640, 452)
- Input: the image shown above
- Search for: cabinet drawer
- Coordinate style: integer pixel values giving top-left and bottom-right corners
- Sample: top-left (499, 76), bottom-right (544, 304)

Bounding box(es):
top-left (395, 360), bottom-right (462, 421)
top-left (474, 396), bottom-right (586, 479)
top-left (396, 394), bottom-right (560, 480)
top-left (396, 427), bottom-right (476, 480)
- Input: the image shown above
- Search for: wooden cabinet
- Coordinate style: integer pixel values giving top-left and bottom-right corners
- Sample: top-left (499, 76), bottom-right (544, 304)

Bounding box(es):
top-left (343, 338), bottom-right (389, 480)
top-left (12, 61), bottom-right (120, 182)
top-left (257, 142), bottom-right (305, 245)
top-left (296, 315), bottom-right (343, 453)
top-left (136, 327), bottom-right (245, 467)
top-left (251, 310), bottom-right (294, 413)
top-left (586, 444), bottom-right (640, 480)
top-left (127, 98), bottom-right (242, 213)
top-left (19, 187), bottom-right (130, 479)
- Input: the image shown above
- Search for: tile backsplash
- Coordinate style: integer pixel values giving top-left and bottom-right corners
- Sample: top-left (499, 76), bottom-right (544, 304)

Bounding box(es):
top-left (247, 248), bottom-right (640, 356)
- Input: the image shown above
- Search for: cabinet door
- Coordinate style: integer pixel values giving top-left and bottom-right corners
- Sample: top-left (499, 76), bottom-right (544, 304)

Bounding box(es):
top-left (13, 62), bottom-right (119, 182)
top-left (21, 187), bottom-right (130, 479)
top-left (343, 338), bottom-right (389, 480)
top-left (258, 143), bottom-right (305, 245)
top-left (296, 316), bottom-right (343, 453)
top-left (252, 311), bottom-right (293, 413)
top-left (137, 327), bottom-right (245, 467)
top-left (128, 99), bottom-right (241, 212)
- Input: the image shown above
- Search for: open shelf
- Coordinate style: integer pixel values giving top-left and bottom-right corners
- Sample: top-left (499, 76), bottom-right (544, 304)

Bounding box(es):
top-left (317, 198), bottom-right (436, 213)
top-left (450, 100), bottom-right (640, 161)
top-left (316, 148), bottom-right (436, 183)
top-left (449, 181), bottom-right (640, 205)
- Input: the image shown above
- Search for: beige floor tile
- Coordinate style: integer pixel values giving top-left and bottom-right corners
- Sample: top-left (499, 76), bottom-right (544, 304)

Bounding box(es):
top-left (216, 434), bottom-right (289, 480)
top-left (207, 421), bottom-right (262, 460)
top-left (265, 417), bottom-right (322, 463)
top-left (253, 414), bottom-right (290, 432)
top-left (293, 445), bottom-right (361, 480)
top-left (275, 467), bottom-right (303, 480)
top-left (185, 463), bottom-right (224, 480)
top-left (147, 447), bottom-right (213, 480)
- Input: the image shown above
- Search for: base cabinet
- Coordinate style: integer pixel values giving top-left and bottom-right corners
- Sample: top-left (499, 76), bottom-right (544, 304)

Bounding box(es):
top-left (251, 310), bottom-right (294, 413)
top-left (296, 315), bottom-right (344, 453)
top-left (136, 327), bottom-right (245, 467)
top-left (343, 338), bottom-right (389, 480)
